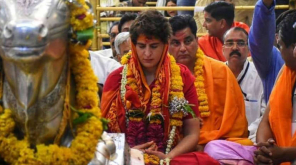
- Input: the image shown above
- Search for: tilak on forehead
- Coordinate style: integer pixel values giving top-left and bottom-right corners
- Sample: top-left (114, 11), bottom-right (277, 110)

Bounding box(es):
top-left (137, 34), bottom-right (159, 44)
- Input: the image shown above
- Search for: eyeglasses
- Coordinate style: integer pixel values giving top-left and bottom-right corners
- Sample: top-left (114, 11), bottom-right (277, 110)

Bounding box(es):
top-left (109, 33), bottom-right (118, 39)
top-left (224, 41), bottom-right (247, 48)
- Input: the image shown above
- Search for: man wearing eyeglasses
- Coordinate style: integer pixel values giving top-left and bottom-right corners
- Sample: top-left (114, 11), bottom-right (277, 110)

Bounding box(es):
top-left (90, 22), bottom-right (121, 98)
top-left (198, 1), bottom-right (249, 62)
top-left (91, 22), bottom-right (119, 59)
top-left (223, 27), bottom-right (266, 143)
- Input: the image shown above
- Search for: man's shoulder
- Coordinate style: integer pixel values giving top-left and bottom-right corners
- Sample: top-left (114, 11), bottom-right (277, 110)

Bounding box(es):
top-left (205, 56), bottom-right (229, 70)
top-left (90, 51), bottom-right (120, 67)
top-left (198, 35), bottom-right (219, 47)
top-left (204, 56), bottom-right (235, 80)
top-left (198, 34), bottom-right (211, 43)
top-left (90, 49), bottom-right (113, 58)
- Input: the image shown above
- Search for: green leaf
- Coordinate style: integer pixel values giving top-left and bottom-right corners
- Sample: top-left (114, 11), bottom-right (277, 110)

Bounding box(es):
top-left (76, 27), bottom-right (94, 42)
top-left (73, 113), bottom-right (93, 125)
top-left (70, 105), bottom-right (94, 125)
top-left (101, 118), bottom-right (110, 131)
top-left (70, 106), bottom-right (84, 116)
top-left (184, 105), bottom-right (196, 118)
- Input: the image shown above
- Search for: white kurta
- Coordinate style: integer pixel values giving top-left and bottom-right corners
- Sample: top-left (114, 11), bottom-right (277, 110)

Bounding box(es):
top-left (90, 51), bottom-right (121, 85)
top-left (91, 49), bottom-right (113, 58)
top-left (236, 60), bottom-right (266, 142)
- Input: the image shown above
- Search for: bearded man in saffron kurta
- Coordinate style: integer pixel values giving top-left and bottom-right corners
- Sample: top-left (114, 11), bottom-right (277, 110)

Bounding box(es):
top-left (101, 10), bottom-right (219, 165)
top-left (198, 1), bottom-right (250, 62)
top-left (168, 15), bottom-right (250, 151)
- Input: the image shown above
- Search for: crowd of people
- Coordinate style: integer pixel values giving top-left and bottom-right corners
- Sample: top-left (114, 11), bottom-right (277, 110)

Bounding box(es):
top-left (90, 0), bottom-right (296, 164)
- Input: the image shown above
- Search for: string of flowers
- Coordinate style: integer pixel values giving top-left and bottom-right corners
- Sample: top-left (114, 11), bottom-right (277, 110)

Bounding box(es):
top-left (121, 52), bottom-right (147, 147)
top-left (120, 53), bottom-right (195, 165)
top-left (0, 0), bottom-right (103, 164)
top-left (194, 49), bottom-right (210, 117)
top-left (146, 78), bottom-right (165, 152)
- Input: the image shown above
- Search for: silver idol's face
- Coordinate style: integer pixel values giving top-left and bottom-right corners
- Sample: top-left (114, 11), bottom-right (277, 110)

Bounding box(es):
top-left (0, 0), bottom-right (71, 145)
top-left (0, 0), bottom-right (70, 65)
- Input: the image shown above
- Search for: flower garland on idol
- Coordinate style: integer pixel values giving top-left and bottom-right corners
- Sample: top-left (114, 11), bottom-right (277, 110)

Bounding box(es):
top-left (120, 53), bottom-right (196, 165)
top-left (194, 49), bottom-right (210, 117)
top-left (0, 0), bottom-right (103, 164)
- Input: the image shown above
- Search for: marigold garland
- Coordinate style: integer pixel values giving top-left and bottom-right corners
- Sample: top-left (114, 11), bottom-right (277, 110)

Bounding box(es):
top-left (194, 49), bottom-right (210, 117)
top-left (0, 0), bottom-right (102, 164)
top-left (120, 53), bottom-right (192, 165)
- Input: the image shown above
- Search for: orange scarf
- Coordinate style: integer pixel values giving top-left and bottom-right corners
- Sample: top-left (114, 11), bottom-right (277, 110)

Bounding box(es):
top-left (269, 65), bottom-right (296, 165)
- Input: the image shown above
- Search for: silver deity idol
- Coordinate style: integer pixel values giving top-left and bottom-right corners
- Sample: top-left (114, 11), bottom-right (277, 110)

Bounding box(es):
top-left (0, 1), bottom-right (117, 164)
top-left (0, 0), bottom-right (70, 144)
top-left (0, 0), bottom-right (69, 145)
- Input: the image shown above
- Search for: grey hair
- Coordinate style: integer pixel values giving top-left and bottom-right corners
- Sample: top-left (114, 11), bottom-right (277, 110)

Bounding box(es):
top-left (114, 32), bottom-right (130, 55)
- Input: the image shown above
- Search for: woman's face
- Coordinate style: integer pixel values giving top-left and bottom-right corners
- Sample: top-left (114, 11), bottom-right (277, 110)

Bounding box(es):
top-left (135, 35), bottom-right (165, 72)
top-left (166, 1), bottom-right (177, 17)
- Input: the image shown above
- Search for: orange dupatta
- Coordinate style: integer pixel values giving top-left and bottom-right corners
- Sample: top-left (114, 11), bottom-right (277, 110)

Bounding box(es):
top-left (269, 65), bottom-right (296, 165)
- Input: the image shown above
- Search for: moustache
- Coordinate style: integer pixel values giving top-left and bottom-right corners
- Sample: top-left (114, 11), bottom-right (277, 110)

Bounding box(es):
top-left (230, 50), bottom-right (241, 57)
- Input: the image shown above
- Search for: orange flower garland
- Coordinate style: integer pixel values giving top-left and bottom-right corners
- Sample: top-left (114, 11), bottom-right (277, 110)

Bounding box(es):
top-left (194, 49), bottom-right (210, 117)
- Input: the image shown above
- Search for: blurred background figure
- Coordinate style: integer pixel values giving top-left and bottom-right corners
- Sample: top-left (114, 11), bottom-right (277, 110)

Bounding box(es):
top-left (194, 0), bottom-right (256, 33)
top-left (116, 0), bottom-right (147, 16)
top-left (114, 32), bottom-right (131, 62)
top-left (93, 22), bottom-right (119, 58)
top-left (164, 0), bottom-right (177, 17)
top-left (177, 0), bottom-right (195, 16)
top-left (118, 13), bottom-right (137, 32)
top-left (165, 0), bottom-right (178, 17)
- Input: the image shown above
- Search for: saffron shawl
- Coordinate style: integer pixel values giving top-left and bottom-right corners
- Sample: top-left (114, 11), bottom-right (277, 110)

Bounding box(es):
top-left (269, 65), bottom-right (296, 165)
top-left (199, 56), bottom-right (249, 145)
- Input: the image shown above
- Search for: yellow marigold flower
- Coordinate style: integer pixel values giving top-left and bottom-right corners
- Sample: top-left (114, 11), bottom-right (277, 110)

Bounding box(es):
top-left (129, 117), bottom-right (142, 122)
top-left (199, 106), bottom-right (209, 111)
top-left (198, 95), bottom-right (208, 101)
top-left (194, 49), bottom-right (210, 117)
top-left (144, 153), bottom-right (150, 164)
top-left (121, 53), bottom-right (131, 64)
top-left (201, 111), bottom-right (211, 117)
top-left (170, 119), bottom-right (183, 127)
top-left (150, 119), bottom-right (162, 124)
